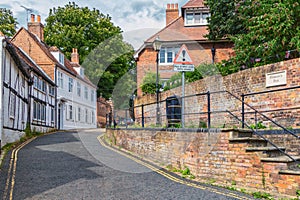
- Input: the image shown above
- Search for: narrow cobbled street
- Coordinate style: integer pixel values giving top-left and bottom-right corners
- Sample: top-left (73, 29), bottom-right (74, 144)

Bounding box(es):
top-left (0, 129), bottom-right (253, 200)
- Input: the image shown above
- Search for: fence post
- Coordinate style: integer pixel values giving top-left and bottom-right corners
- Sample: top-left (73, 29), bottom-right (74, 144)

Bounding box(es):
top-left (142, 104), bottom-right (145, 128)
top-left (242, 94), bottom-right (245, 128)
top-left (207, 91), bottom-right (211, 129)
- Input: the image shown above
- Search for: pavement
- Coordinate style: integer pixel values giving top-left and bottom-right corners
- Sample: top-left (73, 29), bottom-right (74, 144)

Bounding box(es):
top-left (0, 129), bottom-right (254, 200)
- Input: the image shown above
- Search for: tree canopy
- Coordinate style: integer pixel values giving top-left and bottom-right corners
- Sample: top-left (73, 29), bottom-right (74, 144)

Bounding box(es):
top-left (44, 2), bottom-right (122, 62)
top-left (206, 0), bottom-right (300, 74)
top-left (44, 2), bottom-right (136, 100)
top-left (0, 8), bottom-right (17, 37)
top-left (205, 0), bottom-right (246, 40)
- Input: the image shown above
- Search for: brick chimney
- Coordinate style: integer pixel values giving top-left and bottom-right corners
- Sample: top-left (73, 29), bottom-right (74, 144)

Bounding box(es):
top-left (166, 3), bottom-right (179, 25)
top-left (28, 14), bottom-right (44, 41)
top-left (71, 48), bottom-right (79, 64)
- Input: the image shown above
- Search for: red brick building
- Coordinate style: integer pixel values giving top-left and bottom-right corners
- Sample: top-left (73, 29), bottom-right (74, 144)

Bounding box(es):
top-left (134, 0), bottom-right (234, 97)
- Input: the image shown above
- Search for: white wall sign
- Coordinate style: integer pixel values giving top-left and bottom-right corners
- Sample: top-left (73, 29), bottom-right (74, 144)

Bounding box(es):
top-left (266, 70), bottom-right (287, 87)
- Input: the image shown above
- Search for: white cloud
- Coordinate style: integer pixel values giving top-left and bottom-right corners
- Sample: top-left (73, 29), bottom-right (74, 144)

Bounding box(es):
top-left (0, 0), bottom-right (187, 48)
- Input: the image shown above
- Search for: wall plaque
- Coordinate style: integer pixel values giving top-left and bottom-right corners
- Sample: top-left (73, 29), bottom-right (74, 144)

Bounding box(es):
top-left (266, 70), bottom-right (287, 87)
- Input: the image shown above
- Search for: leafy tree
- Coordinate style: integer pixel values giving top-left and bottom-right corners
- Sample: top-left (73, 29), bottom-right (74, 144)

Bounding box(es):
top-left (45, 2), bottom-right (136, 99)
top-left (0, 8), bottom-right (17, 37)
top-left (44, 2), bottom-right (121, 62)
top-left (205, 0), bottom-right (246, 40)
top-left (231, 0), bottom-right (300, 68)
top-left (82, 34), bottom-right (136, 99)
top-left (141, 72), bottom-right (161, 94)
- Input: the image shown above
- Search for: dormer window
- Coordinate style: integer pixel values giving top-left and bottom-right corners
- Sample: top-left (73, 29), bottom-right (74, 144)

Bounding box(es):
top-left (80, 68), bottom-right (84, 77)
top-left (184, 9), bottom-right (210, 26)
top-left (59, 53), bottom-right (64, 65)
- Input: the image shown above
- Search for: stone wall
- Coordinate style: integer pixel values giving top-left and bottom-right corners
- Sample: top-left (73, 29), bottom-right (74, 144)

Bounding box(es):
top-left (135, 58), bottom-right (300, 129)
top-left (106, 128), bottom-right (300, 198)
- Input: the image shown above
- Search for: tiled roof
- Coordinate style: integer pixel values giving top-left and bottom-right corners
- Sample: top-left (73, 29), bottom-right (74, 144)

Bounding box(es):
top-left (146, 16), bottom-right (209, 43)
top-left (182, 0), bottom-right (205, 8)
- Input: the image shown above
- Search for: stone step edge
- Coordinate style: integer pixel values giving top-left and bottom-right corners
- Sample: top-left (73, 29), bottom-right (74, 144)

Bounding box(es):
top-left (246, 147), bottom-right (286, 152)
top-left (279, 170), bottom-right (300, 176)
top-left (229, 137), bottom-right (266, 142)
top-left (261, 156), bottom-right (300, 163)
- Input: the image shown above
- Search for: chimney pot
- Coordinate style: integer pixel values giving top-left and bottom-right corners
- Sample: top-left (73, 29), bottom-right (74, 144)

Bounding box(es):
top-left (71, 48), bottom-right (79, 64)
top-left (175, 3), bottom-right (178, 9)
top-left (166, 2), bottom-right (179, 25)
top-left (37, 15), bottom-right (41, 23)
top-left (30, 14), bottom-right (35, 22)
top-left (167, 4), bottom-right (170, 9)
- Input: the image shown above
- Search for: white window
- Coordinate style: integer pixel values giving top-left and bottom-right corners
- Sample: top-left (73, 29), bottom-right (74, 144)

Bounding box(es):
top-left (41, 80), bottom-right (46, 92)
top-left (91, 90), bottom-right (95, 102)
top-left (185, 10), bottom-right (210, 26)
top-left (33, 76), bottom-right (38, 88)
top-left (59, 53), bottom-right (64, 65)
top-left (77, 82), bottom-right (81, 97)
top-left (159, 47), bottom-right (179, 64)
top-left (80, 68), bottom-right (84, 76)
top-left (57, 71), bottom-right (63, 88)
top-left (85, 109), bottom-right (88, 123)
top-left (84, 86), bottom-right (88, 99)
top-left (69, 105), bottom-right (73, 120)
top-left (68, 77), bottom-right (73, 92)
top-left (9, 93), bottom-right (16, 118)
top-left (41, 104), bottom-right (46, 121)
top-left (49, 85), bottom-right (55, 96)
top-left (91, 111), bottom-right (95, 124)
top-left (51, 107), bottom-right (54, 122)
top-left (77, 107), bottom-right (81, 122)
top-left (33, 101), bottom-right (37, 119)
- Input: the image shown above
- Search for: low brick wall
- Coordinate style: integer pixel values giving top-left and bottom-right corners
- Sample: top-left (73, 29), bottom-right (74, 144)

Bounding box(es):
top-left (106, 128), bottom-right (300, 198)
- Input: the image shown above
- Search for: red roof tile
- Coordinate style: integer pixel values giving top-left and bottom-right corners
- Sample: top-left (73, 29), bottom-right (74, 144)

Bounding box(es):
top-left (182, 0), bottom-right (205, 8)
top-left (146, 16), bottom-right (209, 43)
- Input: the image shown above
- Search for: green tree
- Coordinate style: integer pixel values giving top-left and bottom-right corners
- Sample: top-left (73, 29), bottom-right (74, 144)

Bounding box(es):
top-left (205, 0), bottom-right (246, 40)
top-left (231, 0), bottom-right (300, 68)
top-left (82, 34), bottom-right (136, 99)
top-left (44, 2), bottom-right (136, 99)
top-left (44, 2), bottom-right (121, 62)
top-left (141, 72), bottom-right (161, 95)
top-left (0, 8), bottom-right (17, 37)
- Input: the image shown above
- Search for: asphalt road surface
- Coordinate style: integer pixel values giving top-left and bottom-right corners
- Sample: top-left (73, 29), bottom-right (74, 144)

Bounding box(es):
top-left (0, 129), bottom-right (254, 200)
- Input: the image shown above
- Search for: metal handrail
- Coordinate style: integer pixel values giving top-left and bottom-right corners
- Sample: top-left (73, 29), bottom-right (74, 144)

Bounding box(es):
top-left (224, 90), bottom-right (300, 139)
top-left (226, 110), bottom-right (297, 162)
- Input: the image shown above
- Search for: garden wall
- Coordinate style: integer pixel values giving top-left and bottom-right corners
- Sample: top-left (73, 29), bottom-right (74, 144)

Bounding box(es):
top-left (135, 58), bottom-right (300, 128)
top-left (106, 128), bottom-right (300, 198)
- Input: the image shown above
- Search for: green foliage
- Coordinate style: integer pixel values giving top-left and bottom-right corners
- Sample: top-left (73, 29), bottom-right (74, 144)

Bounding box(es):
top-left (199, 121), bottom-right (207, 128)
top-left (252, 191), bottom-right (273, 199)
top-left (0, 8), bottom-right (17, 37)
top-left (186, 63), bottom-right (219, 82)
top-left (205, 0), bottom-right (246, 40)
top-left (296, 189), bottom-right (300, 196)
top-left (45, 2), bottom-right (121, 62)
top-left (141, 72), bottom-right (161, 94)
top-left (45, 2), bottom-right (136, 100)
top-left (231, 0), bottom-right (300, 69)
top-left (163, 72), bottom-right (181, 91)
top-left (250, 121), bottom-right (267, 130)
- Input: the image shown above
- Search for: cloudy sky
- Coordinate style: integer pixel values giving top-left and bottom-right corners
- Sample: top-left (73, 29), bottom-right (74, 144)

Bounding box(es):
top-left (0, 0), bottom-right (187, 49)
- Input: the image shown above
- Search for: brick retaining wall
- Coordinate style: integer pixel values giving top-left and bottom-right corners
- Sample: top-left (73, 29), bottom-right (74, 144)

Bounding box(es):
top-left (135, 58), bottom-right (300, 128)
top-left (106, 128), bottom-right (300, 198)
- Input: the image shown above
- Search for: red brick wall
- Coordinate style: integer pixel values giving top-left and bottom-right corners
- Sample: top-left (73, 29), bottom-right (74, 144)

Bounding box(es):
top-left (135, 58), bottom-right (300, 128)
top-left (12, 29), bottom-right (56, 80)
top-left (136, 42), bottom-right (234, 97)
top-left (106, 128), bottom-right (300, 198)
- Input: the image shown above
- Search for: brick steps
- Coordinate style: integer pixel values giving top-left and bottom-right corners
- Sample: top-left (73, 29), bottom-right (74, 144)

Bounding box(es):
top-left (230, 129), bottom-right (300, 175)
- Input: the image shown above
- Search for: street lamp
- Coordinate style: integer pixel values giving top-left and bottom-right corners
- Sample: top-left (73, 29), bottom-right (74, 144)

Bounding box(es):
top-left (153, 36), bottom-right (162, 126)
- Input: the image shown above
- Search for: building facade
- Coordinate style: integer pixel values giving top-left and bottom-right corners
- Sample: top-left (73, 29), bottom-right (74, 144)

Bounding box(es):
top-left (0, 35), bottom-right (57, 146)
top-left (11, 14), bottom-right (97, 130)
top-left (134, 0), bottom-right (234, 97)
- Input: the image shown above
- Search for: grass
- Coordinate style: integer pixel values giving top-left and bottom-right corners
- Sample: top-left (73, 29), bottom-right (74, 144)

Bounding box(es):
top-left (166, 165), bottom-right (195, 179)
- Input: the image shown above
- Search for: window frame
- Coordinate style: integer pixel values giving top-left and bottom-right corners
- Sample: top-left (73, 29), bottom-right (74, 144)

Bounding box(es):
top-left (184, 9), bottom-right (210, 26)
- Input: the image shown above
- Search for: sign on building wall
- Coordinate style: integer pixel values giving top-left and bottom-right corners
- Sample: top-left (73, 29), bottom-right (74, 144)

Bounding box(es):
top-left (266, 70), bottom-right (287, 87)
